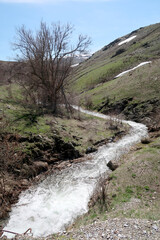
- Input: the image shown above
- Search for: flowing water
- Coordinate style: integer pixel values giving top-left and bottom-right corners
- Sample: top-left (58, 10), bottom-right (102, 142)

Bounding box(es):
top-left (4, 107), bottom-right (148, 238)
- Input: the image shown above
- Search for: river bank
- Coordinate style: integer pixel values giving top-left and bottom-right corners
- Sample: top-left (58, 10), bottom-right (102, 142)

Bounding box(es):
top-left (0, 109), bottom-right (129, 234)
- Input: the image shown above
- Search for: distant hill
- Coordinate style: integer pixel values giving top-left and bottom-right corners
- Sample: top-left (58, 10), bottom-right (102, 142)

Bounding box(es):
top-left (0, 54), bottom-right (91, 84)
top-left (0, 61), bottom-right (17, 85)
top-left (71, 23), bottom-right (160, 129)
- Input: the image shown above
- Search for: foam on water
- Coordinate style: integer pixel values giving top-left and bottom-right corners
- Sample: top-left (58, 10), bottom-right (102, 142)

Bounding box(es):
top-left (4, 107), bottom-right (148, 238)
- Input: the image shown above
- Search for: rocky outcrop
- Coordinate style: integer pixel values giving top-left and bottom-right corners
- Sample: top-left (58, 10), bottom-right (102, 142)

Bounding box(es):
top-left (111, 48), bottom-right (126, 58)
top-left (98, 97), bottom-right (160, 130)
top-left (54, 136), bottom-right (81, 160)
top-left (2, 133), bottom-right (81, 176)
top-left (102, 38), bottom-right (121, 51)
top-left (98, 97), bottom-right (133, 114)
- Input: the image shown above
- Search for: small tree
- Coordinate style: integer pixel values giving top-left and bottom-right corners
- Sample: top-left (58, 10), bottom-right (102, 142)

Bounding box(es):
top-left (13, 21), bottom-right (91, 113)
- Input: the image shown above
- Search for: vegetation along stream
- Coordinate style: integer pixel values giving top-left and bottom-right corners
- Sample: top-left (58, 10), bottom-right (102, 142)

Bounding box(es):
top-left (3, 107), bottom-right (148, 238)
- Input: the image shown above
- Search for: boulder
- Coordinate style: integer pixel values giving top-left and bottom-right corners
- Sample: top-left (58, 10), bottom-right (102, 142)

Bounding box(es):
top-left (141, 137), bottom-right (151, 144)
top-left (107, 160), bottom-right (119, 171)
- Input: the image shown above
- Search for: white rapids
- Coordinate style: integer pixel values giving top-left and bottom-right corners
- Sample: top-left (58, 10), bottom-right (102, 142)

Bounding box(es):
top-left (4, 107), bottom-right (148, 238)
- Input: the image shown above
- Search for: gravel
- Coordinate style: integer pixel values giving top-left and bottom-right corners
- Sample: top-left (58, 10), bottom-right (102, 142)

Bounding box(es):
top-left (1, 218), bottom-right (160, 239)
top-left (58, 218), bottom-right (160, 240)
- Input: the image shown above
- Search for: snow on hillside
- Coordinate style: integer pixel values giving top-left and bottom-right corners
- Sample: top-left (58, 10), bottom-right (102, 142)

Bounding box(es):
top-left (115, 61), bottom-right (152, 78)
top-left (71, 63), bottom-right (79, 68)
top-left (118, 35), bottom-right (137, 46)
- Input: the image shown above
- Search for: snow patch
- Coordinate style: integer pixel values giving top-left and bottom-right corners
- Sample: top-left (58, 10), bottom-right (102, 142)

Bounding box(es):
top-left (71, 63), bottom-right (79, 68)
top-left (115, 61), bottom-right (152, 78)
top-left (71, 63), bottom-right (79, 67)
top-left (118, 35), bottom-right (137, 46)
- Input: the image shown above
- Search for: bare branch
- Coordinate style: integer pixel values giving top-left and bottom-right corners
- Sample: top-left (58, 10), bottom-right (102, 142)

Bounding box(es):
top-left (12, 21), bottom-right (91, 113)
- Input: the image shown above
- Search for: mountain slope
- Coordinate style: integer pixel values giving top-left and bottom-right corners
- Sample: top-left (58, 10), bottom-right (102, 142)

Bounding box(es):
top-left (70, 23), bottom-right (160, 128)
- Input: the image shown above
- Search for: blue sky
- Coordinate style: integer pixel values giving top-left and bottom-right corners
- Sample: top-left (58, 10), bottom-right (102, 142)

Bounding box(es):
top-left (0, 0), bottom-right (160, 61)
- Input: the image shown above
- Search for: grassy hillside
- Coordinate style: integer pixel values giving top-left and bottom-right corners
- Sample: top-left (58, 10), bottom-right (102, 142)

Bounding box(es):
top-left (70, 23), bottom-right (160, 128)
top-left (72, 23), bottom-right (160, 92)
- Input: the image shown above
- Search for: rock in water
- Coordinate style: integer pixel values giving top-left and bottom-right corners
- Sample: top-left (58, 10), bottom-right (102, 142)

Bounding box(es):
top-left (107, 160), bottom-right (119, 171)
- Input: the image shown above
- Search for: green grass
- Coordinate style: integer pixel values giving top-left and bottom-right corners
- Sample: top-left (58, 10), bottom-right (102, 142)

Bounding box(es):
top-left (0, 82), bottom-right (129, 155)
top-left (78, 58), bottom-right (160, 110)
top-left (106, 136), bottom-right (160, 220)
top-left (0, 83), bottom-right (22, 102)
top-left (72, 55), bottom-right (148, 93)
top-left (11, 115), bottom-right (51, 135)
top-left (72, 60), bottom-right (125, 92)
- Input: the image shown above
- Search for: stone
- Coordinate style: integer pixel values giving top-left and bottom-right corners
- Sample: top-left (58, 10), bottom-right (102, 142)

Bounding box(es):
top-left (124, 224), bottom-right (129, 227)
top-left (107, 160), bottom-right (119, 171)
top-left (152, 224), bottom-right (158, 231)
top-left (46, 158), bottom-right (58, 164)
top-left (112, 48), bottom-right (126, 58)
top-left (141, 137), bottom-right (151, 144)
top-left (134, 225), bottom-right (138, 229)
top-left (33, 161), bottom-right (48, 174)
top-left (6, 207), bottom-right (11, 212)
top-left (20, 164), bottom-right (36, 178)
top-left (86, 147), bottom-right (97, 154)
top-left (21, 179), bottom-right (29, 186)
top-left (109, 125), bottom-right (118, 130)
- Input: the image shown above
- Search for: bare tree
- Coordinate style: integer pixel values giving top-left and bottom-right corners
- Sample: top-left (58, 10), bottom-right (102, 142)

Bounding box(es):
top-left (13, 21), bottom-right (91, 113)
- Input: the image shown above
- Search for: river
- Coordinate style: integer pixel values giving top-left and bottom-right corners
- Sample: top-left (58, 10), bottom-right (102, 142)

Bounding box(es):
top-left (3, 107), bottom-right (148, 238)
